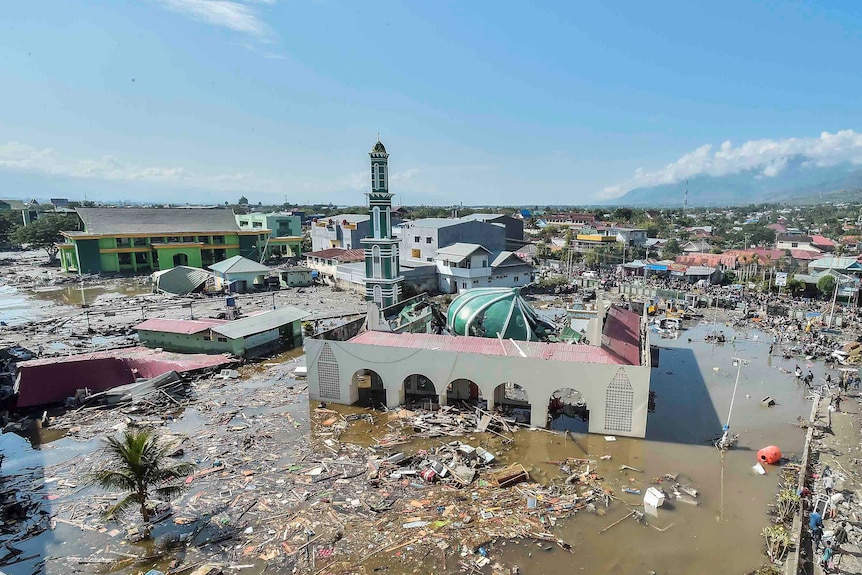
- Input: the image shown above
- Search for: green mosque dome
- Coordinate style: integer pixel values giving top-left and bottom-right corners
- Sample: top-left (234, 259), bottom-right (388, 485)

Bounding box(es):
top-left (445, 287), bottom-right (555, 342)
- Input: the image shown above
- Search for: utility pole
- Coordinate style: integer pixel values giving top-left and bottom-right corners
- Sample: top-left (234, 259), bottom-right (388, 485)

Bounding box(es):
top-left (718, 357), bottom-right (748, 450)
top-left (828, 274), bottom-right (841, 328)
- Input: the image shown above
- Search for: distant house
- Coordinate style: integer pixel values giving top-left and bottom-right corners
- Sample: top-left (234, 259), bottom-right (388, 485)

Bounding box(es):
top-left (310, 214), bottom-right (393, 252)
top-left (305, 248), bottom-right (366, 282)
top-left (810, 235), bottom-right (837, 252)
top-left (208, 255), bottom-right (271, 293)
top-left (235, 212), bottom-right (303, 258)
top-left (776, 235), bottom-right (822, 253)
top-left (134, 307), bottom-right (308, 357)
top-left (434, 243), bottom-right (534, 294)
top-left (391, 206), bottom-right (411, 218)
top-left (546, 213), bottom-right (598, 227)
top-left (681, 240), bottom-right (713, 253)
top-left (458, 213), bottom-right (525, 248)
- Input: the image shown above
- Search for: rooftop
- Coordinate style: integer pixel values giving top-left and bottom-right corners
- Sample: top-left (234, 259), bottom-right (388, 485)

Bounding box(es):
top-left (135, 318), bottom-right (227, 335)
top-left (73, 207), bottom-right (241, 236)
top-left (306, 248), bottom-right (366, 262)
top-left (212, 307), bottom-right (308, 339)
top-left (208, 255), bottom-right (271, 275)
top-left (348, 331), bottom-right (628, 365)
top-left (434, 243), bottom-right (490, 261)
top-left (402, 218), bottom-right (468, 229)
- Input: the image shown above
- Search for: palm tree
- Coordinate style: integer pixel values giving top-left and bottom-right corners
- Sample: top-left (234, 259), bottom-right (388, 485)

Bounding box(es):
top-left (89, 427), bottom-right (195, 523)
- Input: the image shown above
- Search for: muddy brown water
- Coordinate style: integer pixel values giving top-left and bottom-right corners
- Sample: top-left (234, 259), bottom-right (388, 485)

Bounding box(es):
top-left (0, 321), bottom-right (827, 574)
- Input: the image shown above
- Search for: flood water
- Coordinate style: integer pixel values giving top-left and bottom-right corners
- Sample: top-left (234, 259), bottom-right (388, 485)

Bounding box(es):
top-left (498, 321), bottom-right (812, 575)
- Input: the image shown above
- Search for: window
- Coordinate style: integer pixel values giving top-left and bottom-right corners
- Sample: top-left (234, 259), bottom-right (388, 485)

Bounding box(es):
top-left (133, 237), bottom-right (147, 247)
top-left (411, 248), bottom-right (421, 258)
top-left (414, 236), bottom-right (420, 243)
top-left (791, 242), bottom-right (798, 247)
top-left (182, 236), bottom-right (194, 243)
top-left (473, 280), bottom-right (479, 284)
top-left (373, 207), bottom-right (381, 238)
top-left (239, 220), bottom-right (248, 226)
top-left (461, 282), bottom-right (467, 289)
top-left (135, 252), bottom-right (148, 264)
top-left (372, 245), bottom-right (381, 278)
top-left (167, 236), bottom-right (180, 243)
top-left (514, 276), bottom-right (519, 282)
top-left (252, 222), bottom-right (262, 228)
top-left (213, 236), bottom-right (225, 245)
top-left (217, 337), bottom-right (228, 342)
top-left (425, 237), bottom-right (432, 244)
top-left (116, 238), bottom-right (131, 247)
top-left (118, 253), bottom-right (132, 265)
top-left (373, 285), bottom-right (382, 305)
top-left (426, 257), bottom-right (433, 262)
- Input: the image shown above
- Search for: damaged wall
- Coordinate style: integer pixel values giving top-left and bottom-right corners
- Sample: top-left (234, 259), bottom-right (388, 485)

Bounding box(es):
top-left (305, 337), bottom-right (651, 438)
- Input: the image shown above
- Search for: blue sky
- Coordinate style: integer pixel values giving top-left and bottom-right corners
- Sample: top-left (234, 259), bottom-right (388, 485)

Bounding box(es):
top-left (1, 1), bottom-right (862, 205)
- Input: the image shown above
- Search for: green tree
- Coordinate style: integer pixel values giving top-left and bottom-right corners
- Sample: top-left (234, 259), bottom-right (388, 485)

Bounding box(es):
top-left (11, 215), bottom-right (79, 263)
top-left (663, 239), bottom-right (682, 258)
top-left (0, 212), bottom-right (22, 246)
top-left (89, 427), bottom-right (194, 525)
top-left (817, 274), bottom-right (836, 298)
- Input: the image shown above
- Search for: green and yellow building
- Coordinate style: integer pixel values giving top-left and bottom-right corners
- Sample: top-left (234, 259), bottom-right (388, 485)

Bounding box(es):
top-left (59, 207), bottom-right (274, 275)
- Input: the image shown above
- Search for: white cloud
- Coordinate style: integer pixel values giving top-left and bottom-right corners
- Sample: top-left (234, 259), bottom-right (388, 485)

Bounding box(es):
top-left (603, 130), bottom-right (862, 198)
top-left (148, 0), bottom-right (273, 37)
top-left (0, 141), bottom-right (284, 193)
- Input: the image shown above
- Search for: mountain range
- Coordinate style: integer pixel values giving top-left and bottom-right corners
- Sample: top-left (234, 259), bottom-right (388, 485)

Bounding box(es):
top-left (604, 158), bottom-right (862, 207)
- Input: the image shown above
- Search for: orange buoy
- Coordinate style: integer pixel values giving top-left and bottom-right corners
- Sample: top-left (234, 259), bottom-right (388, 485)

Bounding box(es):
top-left (757, 446), bottom-right (782, 465)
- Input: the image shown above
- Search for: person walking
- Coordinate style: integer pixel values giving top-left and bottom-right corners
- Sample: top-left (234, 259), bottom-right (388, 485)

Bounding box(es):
top-left (824, 474), bottom-right (834, 496)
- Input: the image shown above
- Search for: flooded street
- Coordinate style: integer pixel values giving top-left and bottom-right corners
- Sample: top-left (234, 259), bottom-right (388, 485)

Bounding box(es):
top-left (499, 321), bottom-right (812, 574)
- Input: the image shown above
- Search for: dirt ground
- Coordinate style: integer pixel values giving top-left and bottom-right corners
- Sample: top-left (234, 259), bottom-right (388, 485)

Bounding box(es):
top-left (0, 249), bottom-right (368, 354)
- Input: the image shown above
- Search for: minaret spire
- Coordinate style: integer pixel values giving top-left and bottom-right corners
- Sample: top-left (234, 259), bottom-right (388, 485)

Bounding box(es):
top-left (361, 138), bottom-right (404, 308)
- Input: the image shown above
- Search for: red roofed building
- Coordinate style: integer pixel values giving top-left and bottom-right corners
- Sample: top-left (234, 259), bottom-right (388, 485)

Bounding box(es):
top-left (306, 299), bottom-right (653, 437)
top-left (810, 235), bottom-right (836, 252)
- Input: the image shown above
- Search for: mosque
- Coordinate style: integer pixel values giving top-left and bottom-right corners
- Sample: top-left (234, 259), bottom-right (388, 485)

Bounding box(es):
top-left (305, 140), bottom-right (654, 437)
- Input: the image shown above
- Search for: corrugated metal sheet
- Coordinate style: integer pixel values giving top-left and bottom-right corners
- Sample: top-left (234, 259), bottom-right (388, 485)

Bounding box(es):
top-left (134, 318), bottom-right (226, 335)
top-left (348, 331), bottom-right (627, 365)
top-left (154, 266), bottom-right (215, 295)
top-left (208, 255), bottom-right (271, 274)
top-left (212, 307), bottom-right (308, 339)
top-left (15, 347), bottom-right (232, 408)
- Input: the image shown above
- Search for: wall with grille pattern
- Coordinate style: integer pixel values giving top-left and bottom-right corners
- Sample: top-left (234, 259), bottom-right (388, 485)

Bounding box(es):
top-left (604, 368), bottom-right (634, 432)
top-left (317, 343), bottom-right (341, 400)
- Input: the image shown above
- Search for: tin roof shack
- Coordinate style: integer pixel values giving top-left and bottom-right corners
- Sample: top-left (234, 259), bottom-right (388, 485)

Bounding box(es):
top-left (135, 307), bottom-right (308, 358)
top-left (208, 256), bottom-right (272, 293)
top-left (13, 347), bottom-right (232, 408)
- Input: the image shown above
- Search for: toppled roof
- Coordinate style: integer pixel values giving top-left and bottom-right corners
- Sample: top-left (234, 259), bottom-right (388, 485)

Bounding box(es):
top-left (75, 207), bottom-right (241, 235)
top-left (349, 331), bottom-right (628, 365)
top-left (212, 307), bottom-right (308, 339)
top-left (306, 248), bottom-right (365, 262)
top-left (208, 255), bottom-right (270, 275)
top-left (153, 265), bottom-right (215, 295)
